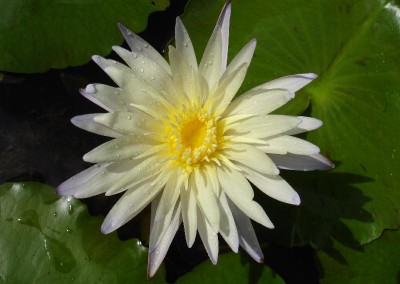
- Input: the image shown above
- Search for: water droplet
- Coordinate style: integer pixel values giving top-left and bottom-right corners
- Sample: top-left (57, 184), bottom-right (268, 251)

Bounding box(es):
top-left (133, 53), bottom-right (138, 59)
top-left (17, 210), bottom-right (40, 230)
top-left (140, 68), bottom-right (144, 73)
top-left (53, 212), bottom-right (57, 217)
top-left (68, 204), bottom-right (74, 215)
top-left (150, 76), bottom-right (155, 81)
top-left (127, 115), bottom-right (132, 120)
top-left (144, 44), bottom-right (149, 48)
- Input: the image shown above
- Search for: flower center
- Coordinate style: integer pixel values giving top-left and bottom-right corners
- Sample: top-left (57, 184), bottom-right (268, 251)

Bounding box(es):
top-left (166, 107), bottom-right (218, 169)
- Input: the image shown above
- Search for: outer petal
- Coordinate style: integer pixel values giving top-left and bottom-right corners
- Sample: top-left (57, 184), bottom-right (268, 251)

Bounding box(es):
top-left (148, 203), bottom-right (181, 278)
top-left (193, 168), bottom-right (220, 233)
top-left (243, 166), bottom-right (301, 205)
top-left (199, 28), bottom-right (222, 93)
top-left (80, 84), bottom-right (130, 112)
top-left (93, 111), bottom-right (162, 135)
top-left (168, 46), bottom-right (198, 103)
top-left (270, 153), bottom-right (334, 171)
top-left (197, 207), bottom-right (219, 264)
top-left (218, 192), bottom-right (239, 252)
top-left (113, 46), bottom-right (174, 94)
top-left (180, 182), bottom-right (197, 247)
top-left (118, 23), bottom-right (171, 74)
top-left (101, 175), bottom-right (167, 234)
top-left (92, 56), bottom-right (169, 114)
top-left (259, 135), bottom-right (320, 155)
top-left (57, 163), bottom-right (110, 196)
top-left (150, 170), bottom-right (181, 249)
top-left (223, 144), bottom-right (279, 176)
top-left (226, 115), bottom-right (301, 139)
top-left (217, 165), bottom-right (273, 228)
top-left (71, 114), bottom-right (121, 138)
top-left (253, 73), bottom-right (317, 93)
top-left (105, 155), bottom-right (164, 195)
top-left (215, 1), bottom-right (231, 73)
top-left (224, 88), bottom-right (293, 116)
top-left (229, 200), bottom-right (264, 263)
top-left (284, 116), bottom-right (323, 135)
top-left (175, 17), bottom-right (198, 71)
top-left (221, 39), bottom-right (256, 82)
top-left (213, 63), bottom-right (249, 115)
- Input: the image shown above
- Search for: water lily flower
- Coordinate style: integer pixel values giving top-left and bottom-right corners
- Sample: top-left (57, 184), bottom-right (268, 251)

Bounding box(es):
top-left (57, 2), bottom-right (333, 277)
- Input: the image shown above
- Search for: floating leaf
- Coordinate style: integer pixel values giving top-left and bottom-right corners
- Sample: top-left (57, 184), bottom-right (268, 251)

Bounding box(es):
top-left (176, 253), bottom-right (284, 284)
top-left (317, 229), bottom-right (400, 283)
top-left (0, 0), bottom-right (169, 73)
top-left (0, 182), bottom-right (165, 283)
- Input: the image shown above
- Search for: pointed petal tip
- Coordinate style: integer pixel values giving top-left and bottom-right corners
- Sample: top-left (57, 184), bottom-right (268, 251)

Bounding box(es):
top-left (292, 195), bottom-right (301, 206)
top-left (100, 222), bottom-right (112, 235)
top-left (258, 256), bottom-right (265, 264)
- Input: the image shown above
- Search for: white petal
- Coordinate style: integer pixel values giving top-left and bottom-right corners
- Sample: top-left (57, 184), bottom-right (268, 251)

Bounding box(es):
top-left (259, 135), bottom-right (320, 155)
top-left (148, 203), bottom-right (181, 278)
top-left (80, 84), bottom-right (131, 112)
top-left (197, 207), bottom-right (219, 264)
top-left (181, 183), bottom-right (197, 247)
top-left (71, 114), bottom-right (121, 138)
top-left (217, 166), bottom-right (273, 228)
top-left (118, 23), bottom-right (171, 74)
top-left (150, 172), bottom-right (181, 249)
top-left (56, 163), bottom-right (109, 196)
top-left (92, 56), bottom-right (167, 112)
top-left (175, 17), bottom-right (198, 71)
top-left (254, 73), bottom-right (317, 93)
top-left (243, 166), bottom-right (300, 205)
top-left (105, 155), bottom-right (164, 195)
top-left (215, 1), bottom-right (231, 73)
top-left (93, 111), bottom-right (162, 135)
top-left (101, 176), bottom-right (166, 234)
top-left (223, 144), bottom-right (279, 176)
top-left (224, 88), bottom-right (293, 116)
top-left (73, 160), bottom-right (137, 198)
top-left (168, 46), bottom-right (198, 103)
top-left (284, 116), bottom-right (323, 135)
top-left (218, 192), bottom-right (239, 252)
top-left (113, 46), bottom-right (174, 94)
top-left (199, 27), bottom-right (222, 93)
top-left (226, 115), bottom-right (301, 139)
top-left (228, 200), bottom-right (264, 263)
top-left (221, 39), bottom-right (256, 82)
top-left (213, 63), bottom-right (249, 115)
top-left (82, 136), bottom-right (156, 163)
top-left (193, 168), bottom-right (220, 233)
top-left (270, 153), bottom-right (334, 171)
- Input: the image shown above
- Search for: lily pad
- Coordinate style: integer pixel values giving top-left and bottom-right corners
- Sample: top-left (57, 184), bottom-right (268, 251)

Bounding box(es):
top-left (0, 182), bottom-right (165, 283)
top-left (317, 229), bottom-right (400, 283)
top-left (0, 0), bottom-right (169, 73)
top-left (176, 253), bottom-right (284, 284)
top-left (182, 0), bottom-right (400, 248)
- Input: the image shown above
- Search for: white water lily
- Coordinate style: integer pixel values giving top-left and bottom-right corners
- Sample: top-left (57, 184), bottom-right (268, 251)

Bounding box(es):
top-left (57, 2), bottom-right (333, 277)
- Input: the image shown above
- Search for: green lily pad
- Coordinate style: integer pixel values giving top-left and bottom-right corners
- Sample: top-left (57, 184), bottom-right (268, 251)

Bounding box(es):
top-left (0, 0), bottom-right (169, 73)
top-left (0, 182), bottom-right (165, 283)
top-left (317, 229), bottom-right (400, 283)
top-left (176, 253), bottom-right (284, 284)
top-left (182, 0), bottom-right (400, 248)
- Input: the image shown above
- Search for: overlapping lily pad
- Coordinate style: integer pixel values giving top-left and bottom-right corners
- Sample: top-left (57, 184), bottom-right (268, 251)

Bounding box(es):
top-left (0, 0), bottom-right (169, 73)
top-left (317, 229), bottom-right (400, 283)
top-left (182, 0), bottom-right (400, 248)
top-left (176, 253), bottom-right (284, 284)
top-left (0, 182), bottom-right (165, 283)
